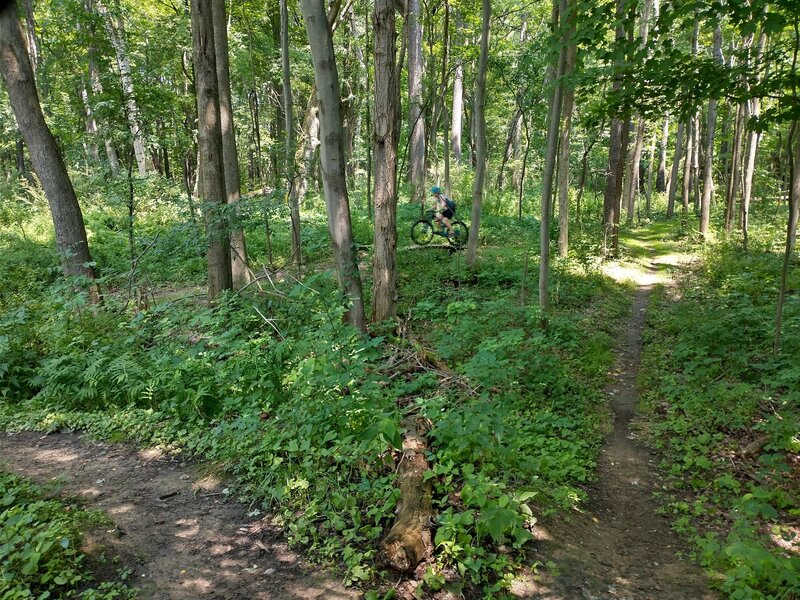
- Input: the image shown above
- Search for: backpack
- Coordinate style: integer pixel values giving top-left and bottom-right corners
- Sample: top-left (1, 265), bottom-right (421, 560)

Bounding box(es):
top-left (444, 197), bottom-right (456, 212)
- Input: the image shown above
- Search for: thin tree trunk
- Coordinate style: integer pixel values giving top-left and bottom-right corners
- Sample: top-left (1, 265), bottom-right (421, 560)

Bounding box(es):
top-left (774, 122), bottom-right (799, 355)
top-left (497, 110), bottom-right (522, 191)
top-left (282, 0), bottom-right (301, 268)
top-left (666, 121), bottom-right (684, 217)
top-left (657, 114), bottom-right (669, 192)
top-left (212, 0), bottom-right (251, 288)
top-left (96, 0), bottom-right (148, 176)
top-left (700, 24), bottom-right (723, 240)
top-left (407, 0), bottom-right (425, 205)
top-left (465, 0), bottom-right (490, 268)
top-left (541, 0), bottom-right (567, 305)
top-left (725, 102), bottom-right (745, 232)
top-left (742, 30), bottom-right (768, 249)
top-left (191, 0), bottom-right (232, 299)
top-left (624, 0), bottom-right (653, 225)
top-left (1, 0), bottom-right (98, 294)
top-left (86, 1), bottom-right (120, 174)
top-left (556, 7), bottom-right (576, 258)
top-left (681, 116), bottom-right (694, 223)
top-left (372, 0), bottom-right (399, 323)
top-left (451, 62), bottom-right (463, 163)
top-left (300, 0), bottom-right (366, 332)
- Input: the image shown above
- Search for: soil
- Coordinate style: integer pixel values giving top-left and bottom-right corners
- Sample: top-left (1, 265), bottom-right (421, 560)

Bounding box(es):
top-left (513, 257), bottom-right (718, 599)
top-left (0, 431), bottom-right (357, 600)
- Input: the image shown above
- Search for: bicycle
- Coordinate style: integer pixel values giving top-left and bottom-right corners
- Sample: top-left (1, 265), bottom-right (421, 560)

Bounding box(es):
top-left (410, 209), bottom-right (469, 249)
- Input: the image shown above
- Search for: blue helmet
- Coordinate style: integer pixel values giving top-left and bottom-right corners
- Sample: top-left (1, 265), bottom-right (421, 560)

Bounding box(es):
top-left (431, 186), bottom-right (442, 195)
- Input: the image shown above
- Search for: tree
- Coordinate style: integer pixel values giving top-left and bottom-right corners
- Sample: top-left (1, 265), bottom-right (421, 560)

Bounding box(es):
top-left (211, 0), bottom-right (251, 288)
top-left (281, 0), bottom-right (302, 269)
top-left (95, 0), bottom-right (149, 177)
top-left (556, 1), bottom-right (576, 258)
top-left (0, 0), bottom-right (98, 299)
top-left (542, 0), bottom-right (567, 305)
top-left (190, 0), bottom-right (232, 299)
top-left (451, 62), bottom-right (463, 163)
top-left (372, 0), bottom-right (399, 323)
top-left (700, 24), bottom-right (723, 240)
top-left (407, 0), bottom-right (425, 205)
top-left (464, 0), bottom-right (489, 268)
top-left (299, 0), bottom-right (366, 332)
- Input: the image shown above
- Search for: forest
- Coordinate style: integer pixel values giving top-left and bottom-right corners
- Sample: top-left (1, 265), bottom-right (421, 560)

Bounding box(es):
top-left (0, 0), bottom-right (798, 597)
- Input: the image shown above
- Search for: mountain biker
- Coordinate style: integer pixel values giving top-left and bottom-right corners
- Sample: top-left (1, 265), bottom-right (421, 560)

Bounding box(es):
top-left (431, 186), bottom-right (455, 236)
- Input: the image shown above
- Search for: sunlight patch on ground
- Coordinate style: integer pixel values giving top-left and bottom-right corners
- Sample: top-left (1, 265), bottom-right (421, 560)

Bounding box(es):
top-left (31, 448), bottom-right (82, 464)
top-left (192, 474), bottom-right (222, 492)
top-left (138, 448), bottom-right (165, 460)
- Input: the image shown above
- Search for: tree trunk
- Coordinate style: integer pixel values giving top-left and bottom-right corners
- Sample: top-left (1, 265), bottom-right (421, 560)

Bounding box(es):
top-left (725, 102), bottom-right (745, 232)
top-left (623, 0), bottom-right (652, 225)
top-left (86, 1), bottom-right (120, 174)
top-left (657, 115), bottom-right (669, 192)
top-left (407, 0), bottom-right (425, 205)
top-left (497, 110), bottom-right (522, 191)
top-left (21, 0), bottom-right (38, 74)
top-left (666, 121), bottom-right (684, 217)
top-left (700, 25), bottom-right (722, 240)
top-left (774, 123), bottom-right (799, 355)
top-left (681, 116), bottom-right (694, 222)
top-left (465, 0), bottom-right (490, 268)
top-left (450, 62), bottom-right (463, 163)
top-left (371, 0), bottom-right (399, 323)
top-left (1, 0), bottom-right (98, 293)
top-left (281, 0), bottom-right (302, 268)
top-left (742, 30), bottom-right (768, 249)
top-left (300, 0), bottom-right (366, 332)
top-left (191, 0), bottom-right (232, 300)
top-left (96, 0), bottom-right (149, 176)
top-left (556, 8), bottom-right (576, 258)
top-left (212, 0), bottom-right (251, 288)
top-left (541, 0), bottom-right (567, 307)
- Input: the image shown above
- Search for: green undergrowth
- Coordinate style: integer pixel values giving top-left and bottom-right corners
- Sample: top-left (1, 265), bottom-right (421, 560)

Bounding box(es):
top-left (639, 238), bottom-right (800, 600)
top-left (1, 207), bottom-right (632, 596)
top-left (0, 471), bottom-right (136, 599)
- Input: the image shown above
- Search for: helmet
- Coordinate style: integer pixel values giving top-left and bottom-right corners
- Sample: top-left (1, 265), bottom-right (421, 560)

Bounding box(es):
top-left (431, 186), bottom-right (442, 195)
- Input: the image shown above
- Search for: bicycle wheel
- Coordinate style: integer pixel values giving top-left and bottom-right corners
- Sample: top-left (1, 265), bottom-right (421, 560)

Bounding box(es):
top-left (448, 221), bottom-right (469, 248)
top-left (411, 220), bottom-right (434, 245)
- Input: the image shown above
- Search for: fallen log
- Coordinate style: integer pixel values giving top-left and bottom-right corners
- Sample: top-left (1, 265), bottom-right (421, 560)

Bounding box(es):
top-left (381, 415), bottom-right (433, 572)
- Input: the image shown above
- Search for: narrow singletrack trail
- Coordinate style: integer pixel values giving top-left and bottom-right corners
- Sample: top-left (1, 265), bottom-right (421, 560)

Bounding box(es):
top-left (515, 233), bottom-right (718, 599)
top-left (0, 431), bottom-right (356, 599)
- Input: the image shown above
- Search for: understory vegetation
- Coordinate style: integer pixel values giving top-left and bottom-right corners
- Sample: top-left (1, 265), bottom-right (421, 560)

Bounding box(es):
top-left (0, 471), bottom-right (136, 599)
top-left (639, 206), bottom-right (800, 600)
top-left (1, 181), bottom-right (634, 596)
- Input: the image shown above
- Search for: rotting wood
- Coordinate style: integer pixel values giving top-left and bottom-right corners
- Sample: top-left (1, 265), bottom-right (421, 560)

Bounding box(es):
top-left (381, 415), bottom-right (433, 572)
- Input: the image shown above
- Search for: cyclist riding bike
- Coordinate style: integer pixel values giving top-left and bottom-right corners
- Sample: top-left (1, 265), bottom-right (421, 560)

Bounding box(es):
top-left (431, 186), bottom-right (455, 237)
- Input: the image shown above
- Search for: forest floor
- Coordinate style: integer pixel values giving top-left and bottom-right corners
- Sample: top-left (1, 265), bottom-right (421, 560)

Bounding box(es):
top-left (513, 223), bottom-right (718, 599)
top-left (1, 223), bottom-right (724, 599)
top-left (0, 430), bottom-right (357, 599)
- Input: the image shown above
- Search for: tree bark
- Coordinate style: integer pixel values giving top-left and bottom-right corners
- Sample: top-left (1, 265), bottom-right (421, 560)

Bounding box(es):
top-left (774, 123), bottom-right (799, 355)
top-left (0, 0), bottom-right (98, 292)
top-left (725, 102), bottom-right (745, 232)
top-left (281, 0), bottom-right (302, 268)
top-left (666, 120), bottom-right (684, 217)
top-left (191, 0), bottom-right (232, 300)
top-left (623, 0), bottom-right (653, 225)
top-left (96, 0), bottom-right (149, 176)
top-left (212, 0), bottom-right (251, 288)
top-left (372, 0), bottom-right (399, 323)
top-left (450, 62), bottom-right (463, 163)
top-left (681, 116), bottom-right (694, 222)
top-left (657, 115), bottom-right (669, 192)
top-left (541, 0), bottom-right (567, 306)
top-left (465, 0), bottom-right (490, 268)
top-left (556, 6), bottom-right (576, 258)
top-left (742, 29), bottom-right (768, 249)
top-left (300, 0), bottom-right (366, 332)
top-left (407, 0), bottom-right (425, 205)
top-left (700, 25), bottom-right (723, 240)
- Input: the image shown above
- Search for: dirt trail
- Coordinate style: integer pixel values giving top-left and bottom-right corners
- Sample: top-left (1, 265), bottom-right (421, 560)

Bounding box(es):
top-left (514, 255), bottom-right (717, 599)
top-left (0, 431), bottom-right (356, 600)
